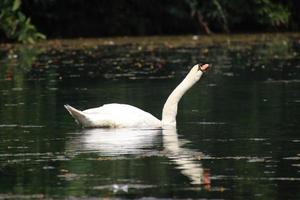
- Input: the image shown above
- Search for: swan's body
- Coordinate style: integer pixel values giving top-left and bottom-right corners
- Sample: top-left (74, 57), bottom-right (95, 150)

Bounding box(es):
top-left (65, 103), bottom-right (161, 128)
top-left (65, 64), bottom-right (209, 128)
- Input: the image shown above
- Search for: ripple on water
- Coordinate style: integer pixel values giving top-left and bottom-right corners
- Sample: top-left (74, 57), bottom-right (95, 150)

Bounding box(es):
top-left (248, 138), bottom-right (268, 141)
top-left (201, 138), bottom-right (269, 143)
top-left (0, 124), bottom-right (18, 128)
top-left (187, 121), bottom-right (227, 125)
top-left (283, 156), bottom-right (300, 160)
top-left (212, 175), bottom-right (300, 181)
top-left (0, 153), bottom-right (72, 165)
top-left (0, 194), bottom-right (45, 199)
top-left (4, 103), bottom-right (24, 107)
top-left (93, 184), bottom-right (156, 193)
top-left (92, 183), bottom-right (225, 194)
top-left (203, 155), bottom-right (272, 162)
top-left (11, 87), bottom-right (23, 91)
top-left (0, 124), bottom-right (44, 128)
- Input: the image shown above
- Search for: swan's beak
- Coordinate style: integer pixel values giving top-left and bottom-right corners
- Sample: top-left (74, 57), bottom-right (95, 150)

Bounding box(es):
top-left (198, 64), bottom-right (209, 72)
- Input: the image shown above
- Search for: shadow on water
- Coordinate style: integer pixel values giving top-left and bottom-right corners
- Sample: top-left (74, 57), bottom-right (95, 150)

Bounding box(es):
top-left (0, 34), bottom-right (300, 199)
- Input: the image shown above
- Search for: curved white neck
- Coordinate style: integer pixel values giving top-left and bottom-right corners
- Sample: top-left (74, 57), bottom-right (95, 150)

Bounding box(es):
top-left (161, 71), bottom-right (203, 126)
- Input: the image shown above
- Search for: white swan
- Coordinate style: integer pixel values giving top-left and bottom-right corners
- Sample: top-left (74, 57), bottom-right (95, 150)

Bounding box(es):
top-left (65, 63), bottom-right (209, 128)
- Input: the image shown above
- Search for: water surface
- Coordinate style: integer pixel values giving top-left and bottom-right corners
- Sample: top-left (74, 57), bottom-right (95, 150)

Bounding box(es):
top-left (0, 34), bottom-right (300, 199)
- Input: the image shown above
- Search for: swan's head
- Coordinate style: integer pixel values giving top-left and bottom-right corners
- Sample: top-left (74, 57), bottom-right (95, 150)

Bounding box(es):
top-left (189, 64), bottom-right (209, 81)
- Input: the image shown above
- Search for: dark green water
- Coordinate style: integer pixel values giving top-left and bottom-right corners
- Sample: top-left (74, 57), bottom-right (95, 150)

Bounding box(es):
top-left (0, 35), bottom-right (300, 199)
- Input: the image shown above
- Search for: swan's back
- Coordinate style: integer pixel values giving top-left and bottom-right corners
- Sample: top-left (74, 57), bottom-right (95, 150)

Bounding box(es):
top-left (66, 103), bottom-right (161, 128)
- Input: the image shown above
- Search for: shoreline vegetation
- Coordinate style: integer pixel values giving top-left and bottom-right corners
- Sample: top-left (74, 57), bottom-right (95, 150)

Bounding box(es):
top-left (1, 0), bottom-right (300, 44)
top-left (1, 33), bottom-right (300, 49)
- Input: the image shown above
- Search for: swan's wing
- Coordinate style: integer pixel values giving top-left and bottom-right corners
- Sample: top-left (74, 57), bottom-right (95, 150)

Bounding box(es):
top-left (82, 104), bottom-right (147, 115)
top-left (82, 103), bottom-right (161, 128)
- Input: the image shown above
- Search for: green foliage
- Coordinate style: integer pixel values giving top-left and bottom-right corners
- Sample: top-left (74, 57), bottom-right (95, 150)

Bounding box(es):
top-left (185, 0), bottom-right (291, 33)
top-left (256, 0), bottom-right (290, 27)
top-left (0, 0), bottom-right (46, 43)
top-left (185, 0), bottom-right (229, 33)
top-left (0, 0), bottom-right (296, 39)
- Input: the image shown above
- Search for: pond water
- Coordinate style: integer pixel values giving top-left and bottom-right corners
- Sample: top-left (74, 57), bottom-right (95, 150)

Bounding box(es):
top-left (0, 34), bottom-right (300, 199)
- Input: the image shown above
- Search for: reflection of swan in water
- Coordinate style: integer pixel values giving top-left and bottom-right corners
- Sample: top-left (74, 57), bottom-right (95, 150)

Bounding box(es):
top-left (163, 128), bottom-right (209, 185)
top-left (67, 128), bottom-right (210, 186)
top-left (68, 128), bottom-right (162, 156)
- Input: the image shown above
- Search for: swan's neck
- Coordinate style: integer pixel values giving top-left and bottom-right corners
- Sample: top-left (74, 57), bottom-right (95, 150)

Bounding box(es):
top-left (162, 72), bottom-right (202, 126)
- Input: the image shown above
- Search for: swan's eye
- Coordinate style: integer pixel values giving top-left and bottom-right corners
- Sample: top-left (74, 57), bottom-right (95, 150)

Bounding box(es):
top-left (198, 64), bottom-right (203, 72)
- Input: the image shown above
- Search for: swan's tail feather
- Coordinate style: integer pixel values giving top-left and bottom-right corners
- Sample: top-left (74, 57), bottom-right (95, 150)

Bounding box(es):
top-left (64, 105), bottom-right (91, 127)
